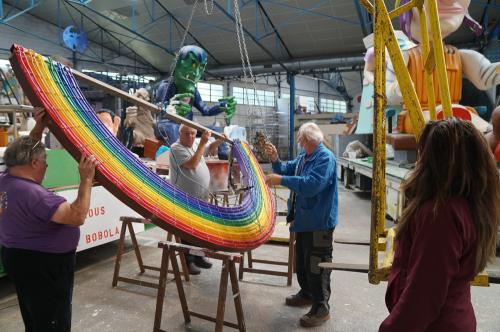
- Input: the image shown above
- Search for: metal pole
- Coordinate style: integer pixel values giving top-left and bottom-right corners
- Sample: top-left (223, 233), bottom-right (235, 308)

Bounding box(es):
top-left (288, 72), bottom-right (295, 159)
top-left (426, 0), bottom-right (452, 118)
top-left (417, 4), bottom-right (436, 120)
top-left (369, 0), bottom-right (387, 285)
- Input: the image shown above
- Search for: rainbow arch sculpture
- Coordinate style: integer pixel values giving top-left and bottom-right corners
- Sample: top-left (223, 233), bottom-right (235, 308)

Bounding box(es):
top-left (10, 45), bottom-right (275, 252)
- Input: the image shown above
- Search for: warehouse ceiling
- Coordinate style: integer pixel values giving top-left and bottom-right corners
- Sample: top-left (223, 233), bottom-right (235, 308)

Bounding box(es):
top-left (2, 0), bottom-right (497, 77)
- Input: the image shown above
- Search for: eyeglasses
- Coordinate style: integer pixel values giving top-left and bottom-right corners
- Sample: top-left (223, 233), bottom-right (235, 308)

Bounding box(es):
top-left (31, 140), bottom-right (41, 151)
top-left (20, 136), bottom-right (41, 151)
top-left (21, 136), bottom-right (44, 162)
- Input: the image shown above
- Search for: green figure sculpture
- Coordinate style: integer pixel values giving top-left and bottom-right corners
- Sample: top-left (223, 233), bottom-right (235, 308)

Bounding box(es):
top-left (155, 45), bottom-right (236, 145)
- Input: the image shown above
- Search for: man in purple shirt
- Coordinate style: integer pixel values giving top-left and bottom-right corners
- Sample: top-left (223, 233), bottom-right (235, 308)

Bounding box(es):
top-left (0, 108), bottom-right (97, 332)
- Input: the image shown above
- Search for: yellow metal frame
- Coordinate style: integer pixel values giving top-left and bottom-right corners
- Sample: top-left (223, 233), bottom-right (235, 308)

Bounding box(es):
top-left (363, 0), bottom-right (488, 286)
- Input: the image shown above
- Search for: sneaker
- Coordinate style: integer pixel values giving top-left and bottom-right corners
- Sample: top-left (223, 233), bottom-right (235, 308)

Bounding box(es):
top-left (299, 305), bottom-right (330, 327)
top-left (194, 256), bottom-right (212, 269)
top-left (187, 262), bottom-right (201, 275)
top-left (285, 293), bottom-right (313, 307)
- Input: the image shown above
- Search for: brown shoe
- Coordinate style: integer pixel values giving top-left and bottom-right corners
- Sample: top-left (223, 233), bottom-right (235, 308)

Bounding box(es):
top-left (285, 293), bottom-right (313, 307)
top-left (299, 306), bottom-right (330, 327)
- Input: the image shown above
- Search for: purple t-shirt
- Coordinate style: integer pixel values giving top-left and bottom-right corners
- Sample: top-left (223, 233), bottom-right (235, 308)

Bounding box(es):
top-left (0, 172), bottom-right (79, 253)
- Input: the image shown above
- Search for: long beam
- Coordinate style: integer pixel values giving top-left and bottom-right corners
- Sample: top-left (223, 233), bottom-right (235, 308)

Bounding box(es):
top-left (71, 69), bottom-right (232, 144)
top-left (153, 0), bottom-right (222, 66)
top-left (256, 1), bottom-right (292, 58)
top-left (214, 1), bottom-right (289, 73)
top-left (67, 0), bottom-right (176, 57)
top-left (64, 0), bottom-right (161, 73)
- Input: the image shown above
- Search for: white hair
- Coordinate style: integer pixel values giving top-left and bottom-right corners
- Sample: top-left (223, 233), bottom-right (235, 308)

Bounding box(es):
top-left (298, 122), bottom-right (323, 145)
top-left (178, 124), bottom-right (196, 133)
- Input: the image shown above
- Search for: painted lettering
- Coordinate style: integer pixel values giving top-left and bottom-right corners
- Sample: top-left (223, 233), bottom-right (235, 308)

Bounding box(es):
top-left (83, 227), bottom-right (121, 244)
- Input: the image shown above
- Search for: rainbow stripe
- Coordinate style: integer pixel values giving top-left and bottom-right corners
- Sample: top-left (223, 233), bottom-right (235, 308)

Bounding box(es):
top-left (10, 45), bottom-right (275, 251)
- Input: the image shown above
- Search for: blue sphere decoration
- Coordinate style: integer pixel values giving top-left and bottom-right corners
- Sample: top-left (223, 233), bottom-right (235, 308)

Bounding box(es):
top-left (63, 25), bottom-right (88, 53)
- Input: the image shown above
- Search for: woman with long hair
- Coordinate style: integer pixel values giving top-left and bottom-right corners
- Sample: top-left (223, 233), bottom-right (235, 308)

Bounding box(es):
top-left (380, 119), bottom-right (500, 331)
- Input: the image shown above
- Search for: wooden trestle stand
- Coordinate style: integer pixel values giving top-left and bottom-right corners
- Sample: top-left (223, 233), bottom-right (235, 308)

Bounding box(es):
top-left (112, 217), bottom-right (190, 290)
top-left (153, 242), bottom-right (245, 332)
top-left (210, 190), bottom-right (296, 286)
top-left (238, 232), bottom-right (295, 286)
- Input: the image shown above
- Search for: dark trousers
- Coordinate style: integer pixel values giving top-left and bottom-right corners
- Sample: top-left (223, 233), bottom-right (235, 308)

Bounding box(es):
top-left (295, 229), bottom-right (334, 310)
top-left (2, 247), bottom-right (76, 332)
top-left (181, 239), bottom-right (196, 263)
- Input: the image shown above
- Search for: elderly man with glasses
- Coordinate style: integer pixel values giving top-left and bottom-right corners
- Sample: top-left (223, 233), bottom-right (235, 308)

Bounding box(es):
top-left (0, 108), bottom-right (98, 332)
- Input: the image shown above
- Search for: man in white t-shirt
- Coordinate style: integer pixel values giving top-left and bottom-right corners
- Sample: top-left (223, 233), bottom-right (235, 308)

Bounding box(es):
top-left (169, 124), bottom-right (223, 274)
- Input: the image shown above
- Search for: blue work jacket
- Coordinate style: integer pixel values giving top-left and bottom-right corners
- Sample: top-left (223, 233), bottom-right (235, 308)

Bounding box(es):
top-left (272, 143), bottom-right (338, 232)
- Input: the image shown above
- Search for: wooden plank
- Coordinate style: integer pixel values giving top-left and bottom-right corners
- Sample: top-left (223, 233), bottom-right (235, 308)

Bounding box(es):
top-left (318, 262), bottom-right (369, 273)
top-left (0, 105), bottom-right (34, 113)
top-left (71, 69), bottom-right (232, 144)
top-left (189, 312), bottom-right (239, 329)
top-left (250, 259), bottom-right (288, 266)
top-left (242, 268), bottom-right (288, 277)
top-left (115, 277), bottom-right (159, 289)
top-left (334, 238), bottom-right (370, 246)
top-left (486, 270), bottom-right (500, 284)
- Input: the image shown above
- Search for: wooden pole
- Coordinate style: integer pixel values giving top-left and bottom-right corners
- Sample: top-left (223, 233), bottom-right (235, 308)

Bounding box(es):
top-left (71, 69), bottom-right (233, 144)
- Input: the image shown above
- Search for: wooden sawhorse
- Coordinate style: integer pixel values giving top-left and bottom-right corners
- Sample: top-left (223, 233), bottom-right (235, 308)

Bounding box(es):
top-left (238, 232), bottom-right (296, 286)
top-left (153, 241), bottom-right (245, 332)
top-left (112, 217), bottom-right (190, 290)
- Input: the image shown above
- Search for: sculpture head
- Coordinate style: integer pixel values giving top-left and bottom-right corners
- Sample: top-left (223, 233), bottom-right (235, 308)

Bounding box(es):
top-left (134, 88), bottom-right (150, 102)
top-left (97, 109), bottom-right (120, 137)
top-left (174, 45), bottom-right (207, 94)
top-left (400, 0), bottom-right (480, 42)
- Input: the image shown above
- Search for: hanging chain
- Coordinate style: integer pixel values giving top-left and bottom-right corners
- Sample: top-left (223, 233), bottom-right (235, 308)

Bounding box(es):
top-left (158, 0), bottom-right (221, 201)
top-left (232, 0), bottom-right (270, 141)
top-left (204, 0), bottom-right (214, 15)
top-left (166, 0), bottom-right (199, 80)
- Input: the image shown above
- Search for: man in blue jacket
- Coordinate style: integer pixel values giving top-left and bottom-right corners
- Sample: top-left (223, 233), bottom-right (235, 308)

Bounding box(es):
top-left (265, 122), bottom-right (338, 328)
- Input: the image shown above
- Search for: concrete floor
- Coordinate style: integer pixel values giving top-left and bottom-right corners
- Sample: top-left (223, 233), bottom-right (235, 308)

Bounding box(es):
top-left (1, 186), bottom-right (499, 331)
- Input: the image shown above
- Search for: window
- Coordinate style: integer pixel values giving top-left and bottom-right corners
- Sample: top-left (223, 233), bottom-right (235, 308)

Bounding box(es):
top-left (320, 98), bottom-right (347, 113)
top-left (297, 95), bottom-right (316, 112)
top-left (196, 82), bottom-right (224, 102)
top-left (81, 69), bottom-right (156, 83)
top-left (265, 91), bottom-right (275, 106)
top-left (232, 87), bottom-right (275, 107)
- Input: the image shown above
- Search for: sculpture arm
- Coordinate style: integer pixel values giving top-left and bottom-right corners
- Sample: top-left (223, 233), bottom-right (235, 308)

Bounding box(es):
top-left (193, 89), bottom-right (223, 116)
top-left (460, 49), bottom-right (500, 91)
top-left (363, 47), bottom-right (410, 105)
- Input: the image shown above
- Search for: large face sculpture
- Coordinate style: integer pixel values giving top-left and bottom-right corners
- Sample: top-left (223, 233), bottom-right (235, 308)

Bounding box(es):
top-left (402, 0), bottom-right (471, 42)
top-left (173, 45), bottom-right (207, 95)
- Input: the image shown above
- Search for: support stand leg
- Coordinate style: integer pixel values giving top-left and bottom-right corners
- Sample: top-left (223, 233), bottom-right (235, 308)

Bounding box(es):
top-left (170, 250), bottom-right (191, 323)
top-left (215, 259), bottom-right (230, 332)
top-left (229, 262), bottom-right (246, 332)
top-left (153, 248), bottom-right (170, 332)
top-left (127, 221), bottom-right (145, 273)
top-left (112, 221), bottom-right (128, 287)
